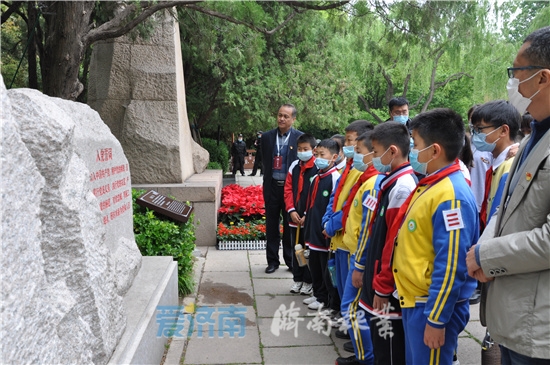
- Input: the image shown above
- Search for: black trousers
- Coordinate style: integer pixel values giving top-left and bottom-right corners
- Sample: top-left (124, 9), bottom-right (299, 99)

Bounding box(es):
top-left (251, 152), bottom-right (263, 175)
top-left (232, 155), bottom-right (245, 175)
top-left (265, 180), bottom-right (292, 268)
top-left (289, 226), bottom-right (311, 283)
top-left (325, 252), bottom-right (341, 312)
top-left (369, 315), bottom-right (406, 365)
top-left (308, 249), bottom-right (329, 305)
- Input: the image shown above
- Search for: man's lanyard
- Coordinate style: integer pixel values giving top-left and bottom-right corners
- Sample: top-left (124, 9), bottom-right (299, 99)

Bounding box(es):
top-left (276, 130), bottom-right (291, 156)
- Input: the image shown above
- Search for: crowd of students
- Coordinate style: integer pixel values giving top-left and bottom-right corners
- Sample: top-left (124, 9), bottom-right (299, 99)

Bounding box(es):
top-left (276, 97), bottom-right (533, 365)
top-left (260, 26), bottom-right (549, 365)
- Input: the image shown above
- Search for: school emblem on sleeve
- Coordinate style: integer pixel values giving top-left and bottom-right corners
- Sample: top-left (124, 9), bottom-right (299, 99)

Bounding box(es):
top-left (323, 190), bottom-right (329, 197)
top-left (407, 219), bottom-right (417, 232)
top-left (354, 199), bottom-right (358, 207)
top-left (442, 208), bottom-right (464, 231)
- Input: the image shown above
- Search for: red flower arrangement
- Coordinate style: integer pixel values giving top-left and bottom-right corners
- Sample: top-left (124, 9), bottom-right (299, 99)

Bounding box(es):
top-left (218, 184), bottom-right (265, 224)
top-left (217, 184), bottom-right (266, 242)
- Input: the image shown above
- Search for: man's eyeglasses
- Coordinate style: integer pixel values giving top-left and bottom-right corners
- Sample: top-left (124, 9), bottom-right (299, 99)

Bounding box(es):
top-left (470, 124), bottom-right (497, 135)
top-left (507, 66), bottom-right (546, 79)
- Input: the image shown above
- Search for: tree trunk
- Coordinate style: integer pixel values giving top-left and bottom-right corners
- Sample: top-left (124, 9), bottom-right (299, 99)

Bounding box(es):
top-left (41, 2), bottom-right (94, 100)
top-left (27, 2), bottom-right (38, 90)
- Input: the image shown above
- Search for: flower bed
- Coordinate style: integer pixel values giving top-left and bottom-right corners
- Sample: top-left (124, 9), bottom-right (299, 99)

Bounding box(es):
top-left (217, 184), bottom-right (266, 250)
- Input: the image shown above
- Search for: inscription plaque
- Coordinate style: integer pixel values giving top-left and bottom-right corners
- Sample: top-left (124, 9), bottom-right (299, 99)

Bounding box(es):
top-left (136, 190), bottom-right (194, 223)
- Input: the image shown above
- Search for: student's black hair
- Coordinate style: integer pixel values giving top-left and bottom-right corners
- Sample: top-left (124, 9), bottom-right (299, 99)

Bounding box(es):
top-left (470, 100), bottom-right (521, 141)
top-left (410, 108), bottom-right (465, 162)
top-left (356, 131), bottom-right (374, 151)
top-left (331, 134), bottom-right (345, 151)
top-left (467, 104), bottom-right (481, 122)
top-left (297, 133), bottom-right (317, 149)
top-left (519, 113), bottom-right (533, 140)
top-left (459, 135), bottom-right (474, 169)
top-left (316, 138), bottom-right (340, 155)
top-left (388, 97), bottom-right (409, 112)
top-left (344, 120), bottom-right (374, 136)
top-left (370, 121), bottom-right (410, 157)
top-left (280, 103), bottom-right (297, 118)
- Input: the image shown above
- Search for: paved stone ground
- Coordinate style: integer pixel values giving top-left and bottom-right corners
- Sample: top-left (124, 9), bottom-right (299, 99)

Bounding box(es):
top-left (162, 171), bottom-right (488, 365)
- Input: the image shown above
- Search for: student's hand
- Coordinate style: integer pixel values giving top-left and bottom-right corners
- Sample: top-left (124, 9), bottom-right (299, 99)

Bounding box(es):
top-left (466, 246), bottom-right (480, 277)
top-left (372, 294), bottom-right (389, 312)
top-left (506, 144), bottom-right (519, 159)
top-left (299, 216), bottom-right (305, 226)
top-left (352, 270), bottom-right (363, 288)
top-left (322, 229), bottom-right (332, 238)
top-left (424, 324), bottom-right (445, 349)
top-left (290, 211), bottom-right (301, 224)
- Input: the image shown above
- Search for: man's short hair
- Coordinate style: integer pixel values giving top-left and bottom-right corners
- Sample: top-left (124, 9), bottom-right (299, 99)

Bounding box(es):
top-left (330, 134), bottom-right (345, 151)
top-left (370, 121), bottom-right (410, 157)
top-left (388, 97), bottom-right (409, 112)
top-left (344, 120), bottom-right (374, 136)
top-left (281, 103), bottom-right (297, 118)
top-left (356, 131), bottom-right (374, 151)
top-left (297, 133), bottom-right (317, 149)
top-left (317, 138), bottom-right (340, 155)
top-left (410, 108), bottom-right (465, 162)
top-left (523, 26), bottom-right (550, 67)
top-left (470, 100), bottom-right (521, 141)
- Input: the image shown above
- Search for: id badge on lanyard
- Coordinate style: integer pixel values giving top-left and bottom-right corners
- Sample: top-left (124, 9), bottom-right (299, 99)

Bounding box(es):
top-left (274, 131), bottom-right (291, 170)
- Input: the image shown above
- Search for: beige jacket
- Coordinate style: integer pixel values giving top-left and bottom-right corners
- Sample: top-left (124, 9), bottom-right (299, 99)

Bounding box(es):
top-left (478, 128), bottom-right (550, 359)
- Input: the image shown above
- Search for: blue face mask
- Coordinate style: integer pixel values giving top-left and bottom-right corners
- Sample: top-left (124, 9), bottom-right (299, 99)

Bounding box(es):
top-left (314, 157), bottom-right (331, 170)
top-left (409, 145), bottom-right (433, 175)
top-left (472, 127), bottom-right (501, 152)
top-left (353, 152), bottom-right (367, 172)
top-left (393, 115), bottom-right (408, 125)
top-left (372, 148), bottom-right (393, 173)
top-left (297, 150), bottom-right (313, 162)
top-left (343, 145), bottom-right (356, 159)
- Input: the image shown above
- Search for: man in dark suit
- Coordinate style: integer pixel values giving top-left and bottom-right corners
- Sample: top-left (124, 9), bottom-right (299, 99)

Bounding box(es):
top-left (261, 104), bottom-right (304, 273)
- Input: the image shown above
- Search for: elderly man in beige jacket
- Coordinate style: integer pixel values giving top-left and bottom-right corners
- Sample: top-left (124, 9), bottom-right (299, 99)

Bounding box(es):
top-left (466, 26), bottom-right (550, 364)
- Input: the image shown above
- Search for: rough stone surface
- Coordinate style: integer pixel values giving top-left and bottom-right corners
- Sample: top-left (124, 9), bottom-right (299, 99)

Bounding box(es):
top-left (1, 77), bottom-right (141, 364)
top-left (88, 9), bottom-right (209, 183)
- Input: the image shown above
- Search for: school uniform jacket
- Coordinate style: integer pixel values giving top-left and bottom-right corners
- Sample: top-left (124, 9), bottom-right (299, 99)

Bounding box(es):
top-left (359, 163), bottom-right (417, 317)
top-left (304, 166), bottom-right (340, 251)
top-left (322, 164), bottom-right (362, 251)
top-left (283, 158), bottom-right (318, 228)
top-left (343, 173), bottom-right (384, 256)
top-left (485, 144), bottom-right (518, 224)
top-left (393, 167), bottom-right (478, 328)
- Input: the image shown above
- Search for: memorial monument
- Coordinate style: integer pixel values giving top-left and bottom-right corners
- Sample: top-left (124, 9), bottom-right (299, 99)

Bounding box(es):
top-left (88, 8), bottom-right (222, 245)
top-left (1, 74), bottom-right (177, 364)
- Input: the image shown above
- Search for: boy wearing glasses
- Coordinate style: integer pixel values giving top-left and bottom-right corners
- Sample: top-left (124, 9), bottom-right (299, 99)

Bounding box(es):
top-left (470, 100), bottom-right (521, 231)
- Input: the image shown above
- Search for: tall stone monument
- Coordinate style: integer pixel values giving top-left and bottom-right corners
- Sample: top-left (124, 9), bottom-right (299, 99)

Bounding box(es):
top-left (1, 75), bottom-right (177, 364)
top-left (88, 9), bottom-right (222, 246)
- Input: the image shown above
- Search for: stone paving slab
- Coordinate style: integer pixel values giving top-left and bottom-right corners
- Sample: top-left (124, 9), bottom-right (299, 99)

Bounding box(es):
top-left (203, 249), bottom-right (250, 272)
top-left (183, 326), bottom-right (262, 364)
top-left (255, 293), bottom-right (318, 318)
top-left (458, 336), bottom-right (483, 364)
top-left (197, 271), bottom-right (253, 306)
top-left (258, 316), bottom-right (334, 347)
top-left (263, 345), bottom-right (339, 365)
top-left (252, 277), bottom-right (296, 296)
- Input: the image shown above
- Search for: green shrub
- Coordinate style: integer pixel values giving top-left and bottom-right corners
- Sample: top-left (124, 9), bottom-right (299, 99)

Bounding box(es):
top-left (207, 161), bottom-right (222, 170)
top-left (202, 138), bottom-right (229, 173)
top-left (132, 189), bottom-right (196, 295)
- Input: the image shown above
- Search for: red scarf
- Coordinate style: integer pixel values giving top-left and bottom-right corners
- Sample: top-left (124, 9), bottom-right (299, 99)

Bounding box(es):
top-left (306, 166), bottom-right (338, 212)
top-left (479, 166), bottom-right (493, 233)
top-left (341, 165), bottom-right (379, 230)
top-left (332, 159), bottom-right (354, 212)
top-left (387, 161), bottom-right (462, 247)
top-left (295, 157), bottom-right (316, 207)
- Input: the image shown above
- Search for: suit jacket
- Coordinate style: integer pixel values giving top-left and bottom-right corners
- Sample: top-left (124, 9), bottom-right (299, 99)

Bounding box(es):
top-left (478, 128), bottom-right (550, 359)
top-left (261, 127), bottom-right (303, 204)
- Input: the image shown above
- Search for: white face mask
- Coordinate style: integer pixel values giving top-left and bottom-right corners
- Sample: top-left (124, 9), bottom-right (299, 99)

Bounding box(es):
top-left (507, 70), bottom-right (542, 115)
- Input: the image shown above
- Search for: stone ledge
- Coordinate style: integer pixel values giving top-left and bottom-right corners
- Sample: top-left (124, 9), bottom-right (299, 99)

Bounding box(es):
top-left (108, 256), bottom-right (178, 365)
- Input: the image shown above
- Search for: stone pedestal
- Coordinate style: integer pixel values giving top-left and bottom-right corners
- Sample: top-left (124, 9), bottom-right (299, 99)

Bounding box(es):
top-left (133, 169), bottom-right (223, 246)
top-left (108, 257), bottom-right (178, 365)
